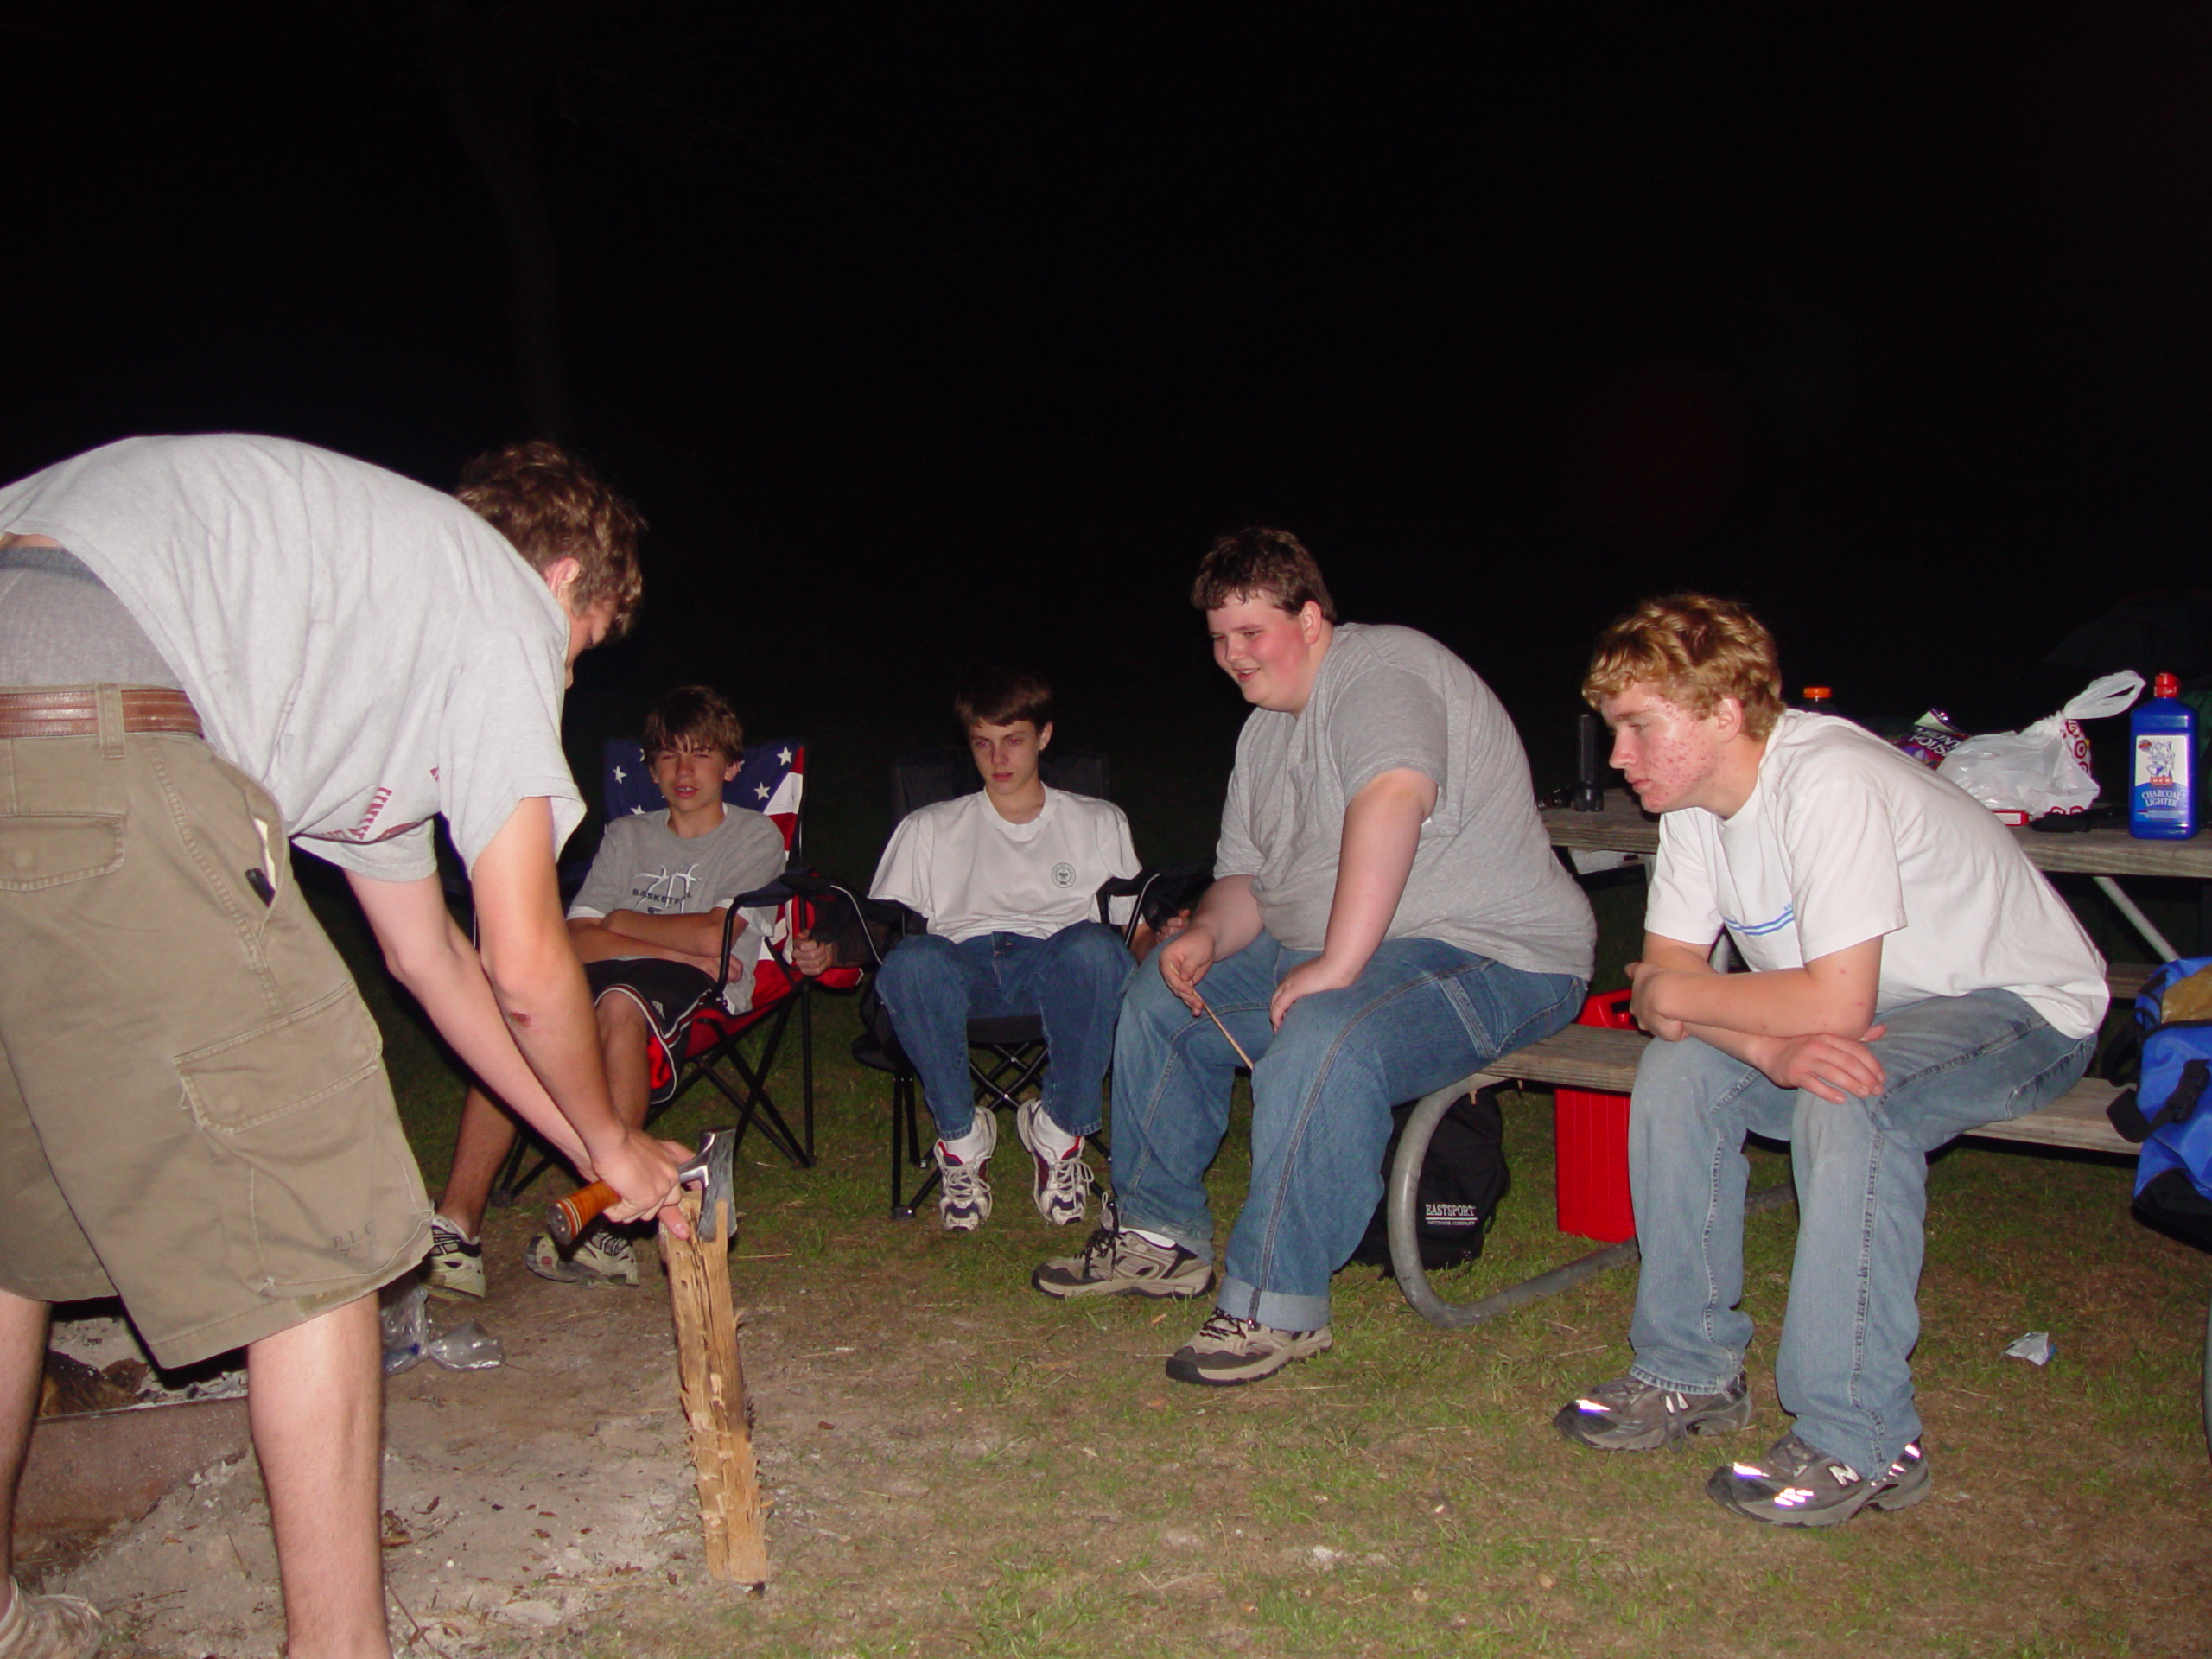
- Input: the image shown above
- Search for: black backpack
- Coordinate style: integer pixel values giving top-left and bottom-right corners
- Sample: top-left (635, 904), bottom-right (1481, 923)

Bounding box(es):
top-left (1349, 1089), bottom-right (1510, 1273)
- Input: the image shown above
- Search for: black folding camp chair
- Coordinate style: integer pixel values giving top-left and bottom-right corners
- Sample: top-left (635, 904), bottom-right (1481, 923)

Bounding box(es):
top-left (829, 746), bottom-right (1205, 1217)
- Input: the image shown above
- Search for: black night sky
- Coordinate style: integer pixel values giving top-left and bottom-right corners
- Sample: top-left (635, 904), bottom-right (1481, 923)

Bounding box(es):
top-left (9, 4), bottom-right (2211, 851)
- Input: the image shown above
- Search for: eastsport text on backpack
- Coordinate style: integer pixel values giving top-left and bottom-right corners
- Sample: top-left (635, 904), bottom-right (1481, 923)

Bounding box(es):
top-left (2102, 955), bottom-right (2212, 1252)
top-left (1350, 1090), bottom-right (1510, 1273)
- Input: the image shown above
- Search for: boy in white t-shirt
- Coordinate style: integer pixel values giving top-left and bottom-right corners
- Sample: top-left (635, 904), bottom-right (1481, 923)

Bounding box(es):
top-left (427, 685), bottom-right (786, 1294)
top-left (1554, 594), bottom-right (2107, 1527)
top-left (801, 670), bottom-right (1154, 1231)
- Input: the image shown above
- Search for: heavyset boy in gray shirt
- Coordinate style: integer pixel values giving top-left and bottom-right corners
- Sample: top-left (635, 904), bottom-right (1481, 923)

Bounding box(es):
top-left (1220, 622), bottom-right (1591, 977)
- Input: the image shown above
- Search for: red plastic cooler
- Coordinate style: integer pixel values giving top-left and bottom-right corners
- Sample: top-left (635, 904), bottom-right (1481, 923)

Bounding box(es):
top-left (1554, 988), bottom-right (1637, 1242)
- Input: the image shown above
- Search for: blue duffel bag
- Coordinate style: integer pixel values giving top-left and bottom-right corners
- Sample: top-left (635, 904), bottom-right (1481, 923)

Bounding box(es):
top-left (2106, 955), bottom-right (2212, 1251)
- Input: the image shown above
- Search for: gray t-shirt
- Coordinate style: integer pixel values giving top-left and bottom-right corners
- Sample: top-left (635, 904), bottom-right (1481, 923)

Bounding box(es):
top-left (1216, 622), bottom-right (1594, 980)
top-left (569, 807), bottom-right (788, 924)
top-left (569, 806), bottom-right (789, 1013)
top-left (0, 545), bottom-right (181, 687)
top-left (0, 435), bottom-right (582, 881)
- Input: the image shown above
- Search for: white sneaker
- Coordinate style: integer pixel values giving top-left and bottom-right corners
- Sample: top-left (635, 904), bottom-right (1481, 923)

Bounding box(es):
top-left (524, 1227), bottom-right (639, 1287)
top-left (423, 1216), bottom-right (486, 1300)
top-left (1014, 1096), bottom-right (1095, 1226)
top-left (0, 1575), bottom-right (101, 1659)
top-left (934, 1109), bottom-right (997, 1231)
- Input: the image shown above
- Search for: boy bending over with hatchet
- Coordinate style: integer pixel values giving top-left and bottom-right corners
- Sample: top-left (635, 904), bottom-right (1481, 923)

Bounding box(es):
top-left (0, 436), bottom-right (689, 1659)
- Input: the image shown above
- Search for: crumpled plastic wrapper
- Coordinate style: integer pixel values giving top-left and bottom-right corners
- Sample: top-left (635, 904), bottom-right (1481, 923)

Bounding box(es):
top-left (2003, 1331), bottom-right (2056, 1366)
top-left (379, 1278), bottom-right (505, 1375)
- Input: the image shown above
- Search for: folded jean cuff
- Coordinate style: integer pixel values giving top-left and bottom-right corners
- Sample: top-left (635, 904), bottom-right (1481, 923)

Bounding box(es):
top-left (1217, 1274), bottom-right (1332, 1334)
top-left (1629, 1363), bottom-right (1742, 1397)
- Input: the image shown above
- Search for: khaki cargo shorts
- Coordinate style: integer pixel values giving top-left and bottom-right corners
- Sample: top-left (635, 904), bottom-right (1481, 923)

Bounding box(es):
top-left (0, 717), bottom-right (430, 1367)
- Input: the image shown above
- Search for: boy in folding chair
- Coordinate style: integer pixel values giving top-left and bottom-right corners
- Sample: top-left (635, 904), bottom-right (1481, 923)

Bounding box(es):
top-left (0, 436), bottom-right (686, 1659)
top-left (1555, 594), bottom-right (2106, 1526)
top-left (427, 684), bottom-right (786, 1294)
top-left (798, 669), bottom-right (1154, 1231)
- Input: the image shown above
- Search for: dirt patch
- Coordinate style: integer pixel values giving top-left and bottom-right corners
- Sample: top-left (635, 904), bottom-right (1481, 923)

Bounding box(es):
top-left (18, 1138), bottom-right (2212, 1658)
top-left (26, 1205), bottom-right (712, 1656)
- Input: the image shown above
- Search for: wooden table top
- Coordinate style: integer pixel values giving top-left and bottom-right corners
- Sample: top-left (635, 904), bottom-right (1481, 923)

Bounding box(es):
top-left (1541, 793), bottom-right (2212, 880)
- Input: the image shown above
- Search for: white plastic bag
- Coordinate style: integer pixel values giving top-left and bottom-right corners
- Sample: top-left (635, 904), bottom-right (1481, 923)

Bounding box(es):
top-left (1937, 670), bottom-right (2145, 818)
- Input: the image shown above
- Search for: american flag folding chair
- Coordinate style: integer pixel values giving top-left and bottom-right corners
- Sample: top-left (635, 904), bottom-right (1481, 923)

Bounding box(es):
top-left (488, 734), bottom-right (860, 1206)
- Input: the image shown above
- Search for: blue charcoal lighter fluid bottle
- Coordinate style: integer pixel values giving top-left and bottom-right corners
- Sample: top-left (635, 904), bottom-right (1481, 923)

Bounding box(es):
top-left (2130, 671), bottom-right (2196, 840)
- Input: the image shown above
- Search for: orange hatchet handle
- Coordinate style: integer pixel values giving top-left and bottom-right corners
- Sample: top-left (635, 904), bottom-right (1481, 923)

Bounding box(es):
top-left (547, 1180), bottom-right (617, 1249)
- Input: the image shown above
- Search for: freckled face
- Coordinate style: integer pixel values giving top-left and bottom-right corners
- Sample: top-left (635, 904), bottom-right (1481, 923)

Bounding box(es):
top-left (1599, 684), bottom-right (1732, 814)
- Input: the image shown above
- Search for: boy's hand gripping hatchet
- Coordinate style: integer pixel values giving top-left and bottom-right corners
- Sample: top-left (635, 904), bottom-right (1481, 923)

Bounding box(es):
top-left (547, 1126), bottom-right (736, 1248)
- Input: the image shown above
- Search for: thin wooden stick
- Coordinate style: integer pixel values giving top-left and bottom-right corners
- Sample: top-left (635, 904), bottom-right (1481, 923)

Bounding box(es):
top-left (1197, 1000), bottom-right (1255, 1070)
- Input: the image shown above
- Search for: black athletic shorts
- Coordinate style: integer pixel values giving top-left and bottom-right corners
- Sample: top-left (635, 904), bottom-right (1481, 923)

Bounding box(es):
top-left (583, 957), bottom-right (721, 1046)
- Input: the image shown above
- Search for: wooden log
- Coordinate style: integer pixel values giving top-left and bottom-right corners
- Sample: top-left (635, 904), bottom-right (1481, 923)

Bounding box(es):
top-left (662, 1186), bottom-right (767, 1586)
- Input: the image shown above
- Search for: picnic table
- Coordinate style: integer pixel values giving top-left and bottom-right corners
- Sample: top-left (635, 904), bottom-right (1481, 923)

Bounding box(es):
top-left (1383, 794), bottom-right (2212, 1454)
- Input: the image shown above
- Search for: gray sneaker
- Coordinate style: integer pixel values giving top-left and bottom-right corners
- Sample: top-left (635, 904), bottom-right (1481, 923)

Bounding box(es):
top-left (1706, 1432), bottom-right (1931, 1527)
top-left (1032, 1217), bottom-right (1212, 1300)
top-left (1553, 1372), bottom-right (1753, 1451)
top-left (423, 1216), bottom-right (486, 1300)
top-left (935, 1109), bottom-right (997, 1232)
top-left (1166, 1312), bottom-right (1333, 1387)
top-left (524, 1226), bottom-right (639, 1287)
top-left (0, 1575), bottom-right (102, 1659)
top-left (1014, 1096), bottom-right (1095, 1226)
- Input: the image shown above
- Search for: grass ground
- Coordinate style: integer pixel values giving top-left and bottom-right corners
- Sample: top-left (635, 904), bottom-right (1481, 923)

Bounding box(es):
top-left (296, 696), bottom-right (2212, 1657)
top-left (327, 857), bottom-right (2212, 1657)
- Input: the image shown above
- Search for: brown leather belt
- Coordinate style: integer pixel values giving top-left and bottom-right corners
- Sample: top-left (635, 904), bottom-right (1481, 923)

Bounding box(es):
top-left (0, 687), bottom-right (202, 740)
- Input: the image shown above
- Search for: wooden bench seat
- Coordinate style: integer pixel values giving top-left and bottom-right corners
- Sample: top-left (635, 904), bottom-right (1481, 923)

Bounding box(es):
top-left (1452, 1024), bottom-right (2132, 1156)
top-left (1385, 1020), bottom-right (2140, 1335)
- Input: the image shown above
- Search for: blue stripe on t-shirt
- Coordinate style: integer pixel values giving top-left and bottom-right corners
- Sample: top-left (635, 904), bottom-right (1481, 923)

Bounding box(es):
top-left (1724, 904), bottom-right (1797, 938)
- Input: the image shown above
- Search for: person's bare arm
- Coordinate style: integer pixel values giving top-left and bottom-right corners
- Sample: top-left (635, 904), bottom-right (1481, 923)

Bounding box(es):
top-left (424, 799), bottom-right (686, 1229)
top-left (594, 906), bottom-right (741, 960)
top-left (346, 870), bottom-right (597, 1172)
top-left (1154, 875), bottom-right (1265, 1014)
top-left (1631, 933), bottom-right (1882, 1040)
top-left (1266, 767), bottom-right (1436, 1029)
top-left (1628, 930), bottom-right (1890, 1103)
top-left (568, 913), bottom-right (723, 976)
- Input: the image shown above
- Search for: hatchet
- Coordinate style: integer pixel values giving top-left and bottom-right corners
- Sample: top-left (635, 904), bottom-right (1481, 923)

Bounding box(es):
top-left (546, 1125), bottom-right (737, 1249)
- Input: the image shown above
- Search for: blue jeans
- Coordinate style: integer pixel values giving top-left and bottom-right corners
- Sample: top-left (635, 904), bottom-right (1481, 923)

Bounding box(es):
top-left (874, 924), bottom-right (1135, 1141)
top-left (1110, 932), bottom-right (1585, 1332)
top-left (1626, 989), bottom-right (2095, 1478)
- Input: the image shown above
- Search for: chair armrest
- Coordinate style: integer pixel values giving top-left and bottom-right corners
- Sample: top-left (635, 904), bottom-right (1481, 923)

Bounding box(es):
top-left (778, 871), bottom-right (922, 969)
top-left (1097, 861), bottom-right (1213, 943)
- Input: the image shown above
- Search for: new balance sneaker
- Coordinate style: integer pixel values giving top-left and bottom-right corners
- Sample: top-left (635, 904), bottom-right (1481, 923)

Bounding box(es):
top-left (935, 1109), bottom-right (997, 1231)
top-left (1706, 1432), bottom-right (1931, 1527)
top-left (423, 1216), bottom-right (486, 1300)
top-left (1014, 1096), bottom-right (1095, 1227)
top-left (0, 1575), bottom-right (102, 1659)
top-left (1032, 1214), bottom-right (1213, 1300)
top-left (524, 1227), bottom-right (639, 1287)
top-left (1553, 1372), bottom-right (1754, 1452)
top-left (1166, 1312), bottom-right (1333, 1387)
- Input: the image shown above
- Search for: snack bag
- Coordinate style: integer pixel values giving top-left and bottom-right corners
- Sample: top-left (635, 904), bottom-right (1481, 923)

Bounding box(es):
top-left (1893, 709), bottom-right (1967, 771)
